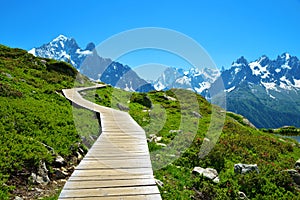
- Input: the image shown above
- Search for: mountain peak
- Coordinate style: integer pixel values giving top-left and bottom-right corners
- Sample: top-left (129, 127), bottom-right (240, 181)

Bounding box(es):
top-left (85, 42), bottom-right (96, 51)
top-left (280, 52), bottom-right (290, 60)
top-left (53, 34), bottom-right (69, 42)
top-left (231, 56), bottom-right (248, 67)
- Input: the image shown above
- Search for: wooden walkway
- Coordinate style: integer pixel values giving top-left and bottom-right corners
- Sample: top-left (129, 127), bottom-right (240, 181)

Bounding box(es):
top-left (59, 85), bottom-right (161, 200)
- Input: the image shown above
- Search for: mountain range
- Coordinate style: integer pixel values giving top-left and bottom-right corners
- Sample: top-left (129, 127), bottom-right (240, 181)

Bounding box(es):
top-left (29, 35), bottom-right (300, 128)
top-left (29, 35), bottom-right (154, 92)
top-left (213, 53), bottom-right (300, 128)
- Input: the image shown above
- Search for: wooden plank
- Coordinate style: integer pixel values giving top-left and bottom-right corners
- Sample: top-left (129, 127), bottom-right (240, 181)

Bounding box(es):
top-left (76, 162), bottom-right (152, 170)
top-left (68, 174), bottom-right (154, 181)
top-left (59, 185), bottom-right (160, 198)
top-left (63, 178), bottom-right (156, 189)
top-left (71, 168), bottom-right (154, 176)
top-left (59, 194), bottom-right (162, 200)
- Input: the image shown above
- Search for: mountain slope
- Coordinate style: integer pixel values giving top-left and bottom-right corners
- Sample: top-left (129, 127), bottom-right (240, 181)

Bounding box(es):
top-left (29, 35), bottom-right (154, 92)
top-left (213, 53), bottom-right (300, 128)
top-left (0, 44), bottom-right (98, 199)
top-left (81, 86), bottom-right (300, 199)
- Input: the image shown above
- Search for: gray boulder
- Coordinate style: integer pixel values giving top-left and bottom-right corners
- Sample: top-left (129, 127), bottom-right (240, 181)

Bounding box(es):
top-left (286, 169), bottom-right (300, 185)
top-left (193, 167), bottom-right (219, 183)
top-left (234, 163), bottom-right (259, 174)
top-left (163, 94), bottom-right (176, 101)
top-left (53, 168), bottom-right (69, 180)
top-left (192, 111), bottom-right (202, 118)
top-left (54, 155), bottom-right (66, 167)
top-left (31, 161), bottom-right (50, 185)
top-left (295, 159), bottom-right (300, 170)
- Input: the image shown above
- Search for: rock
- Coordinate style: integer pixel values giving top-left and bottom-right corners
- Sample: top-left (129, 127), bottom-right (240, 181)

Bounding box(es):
top-left (163, 94), bottom-right (176, 101)
top-left (117, 103), bottom-right (129, 111)
top-left (34, 187), bottom-right (43, 192)
top-left (192, 111), bottom-right (202, 118)
top-left (54, 155), bottom-right (66, 167)
top-left (53, 168), bottom-right (68, 180)
top-left (155, 136), bottom-right (162, 142)
top-left (193, 167), bottom-right (219, 182)
top-left (295, 159), bottom-right (300, 170)
top-left (155, 179), bottom-right (164, 187)
top-left (77, 151), bottom-right (83, 160)
top-left (286, 169), bottom-right (300, 185)
top-left (156, 143), bottom-right (167, 147)
top-left (4, 73), bottom-right (13, 79)
top-left (238, 191), bottom-right (248, 199)
top-left (40, 59), bottom-right (47, 64)
top-left (203, 137), bottom-right (210, 142)
top-left (234, 163), bottom-right (259, 174)
top-left (148, 134), bottom-right (162, 143)
top-left (212, 176), bottom-right (220, 183)
top-left (169, 130), bottom-right (183, 134)
top-left (15, 196), bottom-right (23, 200)
top-left (31, 161), bottom-right (50, 185)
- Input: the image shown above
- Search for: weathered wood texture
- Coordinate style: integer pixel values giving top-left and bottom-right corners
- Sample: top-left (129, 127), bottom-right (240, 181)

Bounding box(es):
top-left (59, 85), bottom-right (161, 199)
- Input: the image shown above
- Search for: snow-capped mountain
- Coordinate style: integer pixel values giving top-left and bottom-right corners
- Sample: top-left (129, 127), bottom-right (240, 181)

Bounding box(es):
top-left (153, 67), bottom-right (220, 97)
top-left (29, 35), bottom-right (154, 92)
top-left (212, 53), bottom-right (300, 128)
top-left (29, 35), bottom-right (93, 68)
top-left (220, 53), bottom-right (300, 94)
top-left (29, 35), bottom-right (300, 128)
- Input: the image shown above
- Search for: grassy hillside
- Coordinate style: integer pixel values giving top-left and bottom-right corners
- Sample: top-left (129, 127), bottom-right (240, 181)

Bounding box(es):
top-left (1, 44), bottom-right (300, 199)
top-left (83, 86), bottom-right (300, 199)
top-left (0, 45), bottom-right (98, 199)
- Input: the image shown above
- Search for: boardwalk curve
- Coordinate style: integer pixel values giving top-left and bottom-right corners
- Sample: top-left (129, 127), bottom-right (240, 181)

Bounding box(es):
top-left (59, 85), bottom-right (161, 200)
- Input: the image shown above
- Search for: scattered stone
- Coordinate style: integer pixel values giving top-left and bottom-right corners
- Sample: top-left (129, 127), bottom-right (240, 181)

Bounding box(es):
top-left (192, 167), bottom-right (219, 183)
top-left (155, 179), bottom-right (164, 187)
top-left (77, 151), bottom-right (83, 160)
top-left (53, 168), bottom-right (68, 180)
top-left (15, 196), bottom-right (23, 200)
top-left (279, 138), bottom-right (286, 143)
top-left (295, 159), bottom-right (300, 170)
top-left (40, 59), bottom-right (47, 65)
top-left (54, 155), bottom-right (66, 167)
top-left (4, 72), bottom-right (12, 79)
top-left (238, 191), bottom-right (248, 199)
top-left (213, 176), bottom-right (220, 183)
top-left (31, 161), bottom-right (50, 185)
top-left (203, 138), bottom-right (210, 142)
top-left (169, 130), bottom-right (183, 134)
top-left (117, 103), bottom-right (129, 111)
top-left (192, 111), bottom-right (202, 118)
top-left (234, 163), bottom-right (259, 174)
top-left (163, 94), bottom-right (176, 101)
top-left (286, 169), bottom-right (300, 185)
top-left (34, 187), bottom-right (43, 192)
top-left (155, 136), bottom-right (162, 142)
top-left (148, 134), bottom-right (163, 143)
top-left (156, 143), bottom-right (167, 147)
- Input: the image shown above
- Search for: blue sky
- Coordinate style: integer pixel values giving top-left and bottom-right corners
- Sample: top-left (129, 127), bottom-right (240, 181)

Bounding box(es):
top-left (1, 0), bottom-right (300, 70)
